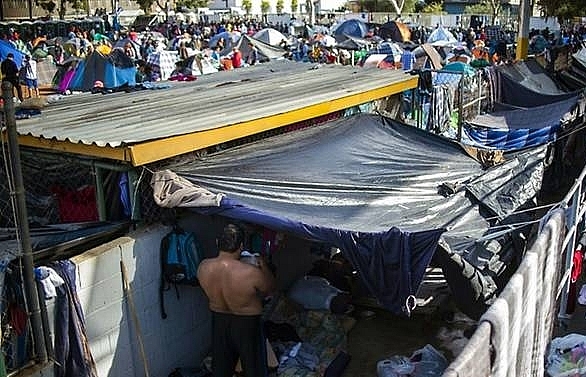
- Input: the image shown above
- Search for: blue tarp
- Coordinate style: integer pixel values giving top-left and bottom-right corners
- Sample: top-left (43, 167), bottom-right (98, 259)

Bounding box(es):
top-left (163, 114), bottom-right (502, 315)
top-left (0, 40), bottom-right (26, 68)
top-left (464, 96), bottom-right (578, 150)
top-left (196, 198), bottom-right (445, 315)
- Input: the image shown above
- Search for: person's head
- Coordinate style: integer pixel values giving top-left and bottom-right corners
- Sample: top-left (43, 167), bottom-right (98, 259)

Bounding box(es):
top-left (6, 53), bottom-right (13, 60)
top-left (218, 224), bottom-right (244, 253)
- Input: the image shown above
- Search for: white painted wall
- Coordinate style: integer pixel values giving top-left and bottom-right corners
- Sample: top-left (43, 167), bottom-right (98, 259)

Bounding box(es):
top-left (41, 224), bottom-right (212, 377)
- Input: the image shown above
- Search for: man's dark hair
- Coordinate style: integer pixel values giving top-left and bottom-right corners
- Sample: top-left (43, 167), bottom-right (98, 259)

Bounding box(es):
top-left (218, 224), bottom-right (244, 253)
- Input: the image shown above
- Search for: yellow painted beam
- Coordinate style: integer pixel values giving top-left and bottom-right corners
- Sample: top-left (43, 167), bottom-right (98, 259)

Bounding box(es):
top-left (15, 134), bottom-right (130, 162)
top-left (128, 77), bottom-right (418, 166)
top-left (516, 37), bottom-right (529, 61)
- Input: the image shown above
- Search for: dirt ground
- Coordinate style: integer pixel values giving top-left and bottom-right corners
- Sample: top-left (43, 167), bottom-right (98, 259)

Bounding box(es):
top-left (342, 307), bottom-right (449, 377)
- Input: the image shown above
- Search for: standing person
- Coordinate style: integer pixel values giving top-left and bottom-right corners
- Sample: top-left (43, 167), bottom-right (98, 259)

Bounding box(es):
top-left (197, 224), bottom-right (275, 377)
top-left (1, 53), bottom-right (23, 102)
top-left (23, 55), bottom-right (39, 98)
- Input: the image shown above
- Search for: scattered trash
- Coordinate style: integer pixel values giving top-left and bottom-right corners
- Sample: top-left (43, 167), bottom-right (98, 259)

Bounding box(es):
top-left (377, 355), bottom-right (414, 377)
top-left (376, 344), bottom-right (448, 377)
top-left (546, 333), bottom-right (586, 377)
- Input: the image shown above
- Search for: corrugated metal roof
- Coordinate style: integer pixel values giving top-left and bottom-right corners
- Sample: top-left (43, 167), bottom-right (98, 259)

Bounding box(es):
top-left (15, 60), bottom-right (417, 165)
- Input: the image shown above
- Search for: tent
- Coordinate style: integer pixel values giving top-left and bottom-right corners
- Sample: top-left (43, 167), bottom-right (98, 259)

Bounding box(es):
top-left (335, 35), bottom-right (370, 51)
top-left (147, 50), bottom-right (179, 81)
top-left (152, 113), bottom-right (545, 315)
top-left (379, 21), bottom-right (411, 42)
top-left (333, 19), bottom-right (368, 39)
top-left (113, 38), bottom-right (141, 59)
top-left (36, 57), bottom-right (58, 86)
top-left (209, 31), bottom-right (240, 48)
top-left (185, 55), bottom-right (218, 75)
top-left (222, 34), bottom-right (286, 63)
top-left (427, 26), bottom-right (457, 46)
top-left (253, 28), bottom-right (288, 46)
top-left (0, 40), bottom-right (26, 68)
top-left (68, 51), bottom-right (137, 91)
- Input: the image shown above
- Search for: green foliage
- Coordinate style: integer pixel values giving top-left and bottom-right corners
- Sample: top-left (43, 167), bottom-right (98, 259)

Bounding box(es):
top-left (35, 0), bottom-right (57, 15)
top-left (135, 0), bottom-right (156, 13)
top-left (260, 0), bottom-right (270, 13)
top-left (421, 1), bottom-right (443, 13)
top-left (537, 0), bottom-right (586, 21)
top-left (291, 0), bottom-right (298, 13)
top-left (242, 0), bottom-right (252, 14)
top-left (176, 0), bottom-right (210, 9)
top-left (276, 0), bottom-right (284, 13)
top-left (464, 2), bottom-right (490, 13)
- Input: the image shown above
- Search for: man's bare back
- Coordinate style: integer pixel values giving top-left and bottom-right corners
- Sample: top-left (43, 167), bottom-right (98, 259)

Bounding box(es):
top-left (198, 252), bottom-right (275, 316)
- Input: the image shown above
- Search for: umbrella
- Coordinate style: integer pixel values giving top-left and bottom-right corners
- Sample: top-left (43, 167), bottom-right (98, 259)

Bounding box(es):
top-left (0, 40), bottom-right (26, 68)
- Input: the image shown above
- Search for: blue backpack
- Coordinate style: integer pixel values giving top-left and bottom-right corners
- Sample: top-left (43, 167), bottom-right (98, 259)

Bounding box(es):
top-left (160, 227), bottom-right (202, 319)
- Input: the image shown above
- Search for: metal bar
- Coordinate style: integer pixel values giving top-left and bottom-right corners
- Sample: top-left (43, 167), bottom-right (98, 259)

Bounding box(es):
top-left (94, 167), bottom-right (107, 221)
top-left (2, 82), bottom-right (48, 363)
top-left (457, 74), bottom-right (464, 142)
top-left (127, 169), bottom-right (141, 222)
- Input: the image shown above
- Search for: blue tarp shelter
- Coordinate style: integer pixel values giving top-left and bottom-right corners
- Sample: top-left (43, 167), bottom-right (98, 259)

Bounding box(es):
top-left (0, 40), bottom-right (26, 68)
top-left (153, 114), bottom-right (550, 315)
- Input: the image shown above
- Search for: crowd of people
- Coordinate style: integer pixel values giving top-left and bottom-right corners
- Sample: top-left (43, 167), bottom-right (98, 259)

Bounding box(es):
top-left (1, 13), bottom-right (584, 97)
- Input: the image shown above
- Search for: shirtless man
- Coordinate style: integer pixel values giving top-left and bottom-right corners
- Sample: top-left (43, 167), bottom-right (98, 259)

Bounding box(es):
top-left (198, 224), bottom-right (275, 377)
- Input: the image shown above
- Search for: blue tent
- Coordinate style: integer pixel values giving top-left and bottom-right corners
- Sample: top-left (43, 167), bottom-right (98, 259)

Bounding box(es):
top-left (68, 52), bottom-right (136, 91)
top-left (334, 19), bottom-right (368, 39)
top-left (0, 40), bottom-right (26, 69)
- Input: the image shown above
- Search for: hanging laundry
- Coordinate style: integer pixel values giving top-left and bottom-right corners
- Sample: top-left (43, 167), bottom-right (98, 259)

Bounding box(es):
top-left (34, 266), bottom-right (65, 299)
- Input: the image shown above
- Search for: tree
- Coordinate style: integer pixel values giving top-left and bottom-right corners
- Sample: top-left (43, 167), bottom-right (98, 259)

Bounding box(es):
top-left (421, 1), bottom-right (443, 13)
top-left (537, 0), bottom-right (586, 21)
top-left (135, 0), bottom-right (156, 13)
top-left (276, 0), bottom-right (284, 13)
top-left (291, 0), bottom-right (298, 13)
top-left (35, 0), bottom-right (57, 16)
top-left (242, 0), bottom-right (252, 14)
top-left (261, 0), bottom-right (270, 14)
top-left (387, 0), bottom-right (406, 15)
top-left (464, 2), bottom-right (490, 14)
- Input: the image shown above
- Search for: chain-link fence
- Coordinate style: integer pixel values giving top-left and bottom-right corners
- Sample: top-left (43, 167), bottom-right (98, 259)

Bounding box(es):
top-left (401, 68), bottom-right (489, 139)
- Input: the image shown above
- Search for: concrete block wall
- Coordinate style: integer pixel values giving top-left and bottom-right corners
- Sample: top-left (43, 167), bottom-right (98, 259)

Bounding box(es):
top-left (34, 213), bottom-right (319, 377)
top-left (42, 223), bottom-right (212, 377)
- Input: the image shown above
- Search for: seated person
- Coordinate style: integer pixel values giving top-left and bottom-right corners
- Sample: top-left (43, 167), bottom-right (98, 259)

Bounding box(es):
top-left (170, 61), bottom-right (192, 77)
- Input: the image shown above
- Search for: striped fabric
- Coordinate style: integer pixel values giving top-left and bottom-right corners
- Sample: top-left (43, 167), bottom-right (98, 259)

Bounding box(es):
top-left (146, 51), bottom-right (179, 81)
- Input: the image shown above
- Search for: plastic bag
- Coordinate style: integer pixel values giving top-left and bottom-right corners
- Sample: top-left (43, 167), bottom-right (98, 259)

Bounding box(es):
top-left (547, 334), bottom-right (586, 377)
top-left (409, 344), bottom-right (449, 377)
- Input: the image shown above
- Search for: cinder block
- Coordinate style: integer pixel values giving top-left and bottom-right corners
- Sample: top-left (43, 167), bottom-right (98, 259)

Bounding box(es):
top-left (78, 274), bottom-right (124, 315)
top-left (85, 301), bottom-right (124, 341)
top-left (75, 247), bottom-right (123, 291)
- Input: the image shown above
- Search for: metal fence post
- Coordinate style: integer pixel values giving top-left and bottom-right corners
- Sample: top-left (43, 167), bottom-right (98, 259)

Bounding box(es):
top-left (1, 81), bottom-right (48, 363)
top-left (457, 73), bottom-right (464, 142)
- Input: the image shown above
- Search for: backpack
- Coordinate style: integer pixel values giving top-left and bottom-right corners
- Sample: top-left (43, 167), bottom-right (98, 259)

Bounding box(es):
top-left (160, 227), bottom-right (203, 319)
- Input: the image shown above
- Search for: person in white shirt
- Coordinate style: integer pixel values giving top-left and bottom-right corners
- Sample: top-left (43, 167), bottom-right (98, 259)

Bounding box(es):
top-left (23, 55), bottom-right (39, 98)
